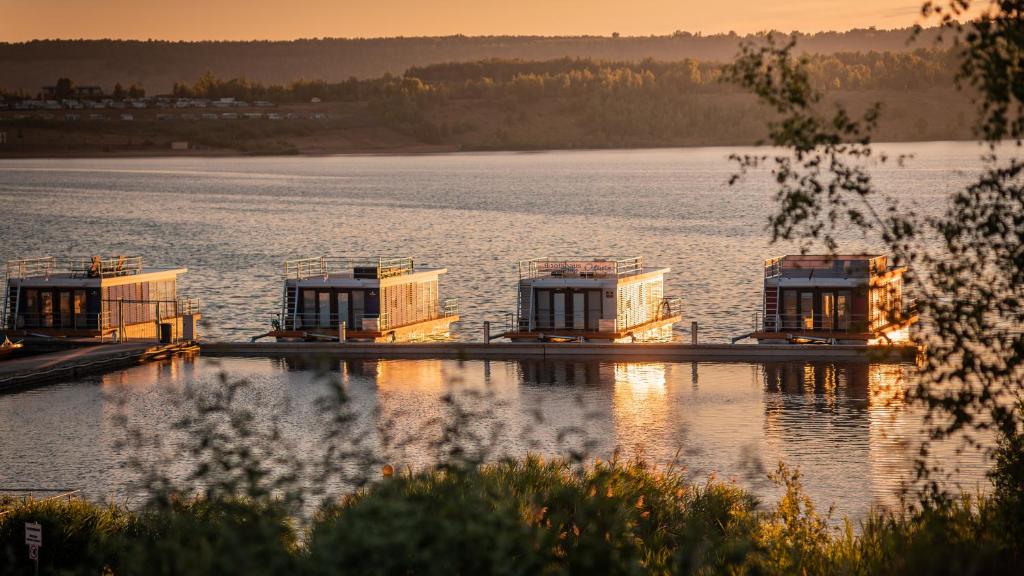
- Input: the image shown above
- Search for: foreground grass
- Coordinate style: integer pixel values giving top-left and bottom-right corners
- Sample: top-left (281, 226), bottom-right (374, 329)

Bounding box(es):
top-left (0, 456), bottom-right (1019, 575)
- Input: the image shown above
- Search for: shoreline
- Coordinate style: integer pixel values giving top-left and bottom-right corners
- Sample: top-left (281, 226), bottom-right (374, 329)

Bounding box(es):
top-left (0, 138), bottom-right (982, 161)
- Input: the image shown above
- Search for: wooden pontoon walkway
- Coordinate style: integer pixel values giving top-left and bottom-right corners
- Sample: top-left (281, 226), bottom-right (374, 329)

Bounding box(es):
top-left (201, 341), bottom-right (919, 362)
top-left (0, 342), bottom-right (197, 391)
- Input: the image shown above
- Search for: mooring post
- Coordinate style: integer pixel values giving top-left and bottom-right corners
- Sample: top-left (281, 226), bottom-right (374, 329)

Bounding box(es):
top-left (691, 321), bottom-right (698, 345)
top-left (338, 321), bottom-right (346, 343)
top-left (483, 320), bottom-right (491, 343)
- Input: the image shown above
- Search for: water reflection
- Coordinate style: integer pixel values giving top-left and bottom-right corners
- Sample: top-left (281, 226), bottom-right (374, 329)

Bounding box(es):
top-left (0, 356), bottom-right (989, 523)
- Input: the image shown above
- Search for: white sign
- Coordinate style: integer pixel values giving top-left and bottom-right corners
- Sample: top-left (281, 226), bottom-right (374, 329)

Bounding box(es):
top-left (28, 544), bottom-right (38, 560)
top-left (25, 521), bottom-right (41, 546)
top-left (536, 260), bottom-right (617, 275)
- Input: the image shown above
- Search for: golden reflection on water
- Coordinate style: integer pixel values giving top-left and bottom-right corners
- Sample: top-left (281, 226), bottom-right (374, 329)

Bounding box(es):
top-left (7, 355), bottom-right (989, 523)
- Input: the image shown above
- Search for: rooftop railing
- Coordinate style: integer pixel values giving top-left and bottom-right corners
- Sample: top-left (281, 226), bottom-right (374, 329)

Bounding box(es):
top-left (763, 255), bottom-right (890, 280)
top-left (518, 257), bottom-right (646, 280)
top-left (6, 256), bottom-right (144, 279)
top-left (284, 256), bottom-right (415, 280)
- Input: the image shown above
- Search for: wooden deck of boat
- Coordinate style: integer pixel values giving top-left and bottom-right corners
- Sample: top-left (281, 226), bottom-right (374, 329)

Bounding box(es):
top-left (201, 341), bottom-right (919, 362)
top-left (504, 315), bottom-right (682, 342)
top-left (0, 341), bottom-right (198, 391)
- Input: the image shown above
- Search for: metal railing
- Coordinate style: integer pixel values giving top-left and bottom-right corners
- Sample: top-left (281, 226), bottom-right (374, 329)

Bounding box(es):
top-left (517, 257), bottom-right (645, 280)
top-left (284, 256), bottom-right (415, 280)
top-left (6, 256), bottom-right (144, 279)
top-left (763, 255), bottom-right (890, 279)
top-left (757, 310), bottom-right (912, 333)
top-left (442, 297), bottom-right (459, 317)
top-left (279, 311), bottom-right (392, 332)
top-left (8, 312), bottom-right (110, 331)
top-left (657, 297), bottom-right (683, 320)
top-left (515, 297), bottom-right (680, 333)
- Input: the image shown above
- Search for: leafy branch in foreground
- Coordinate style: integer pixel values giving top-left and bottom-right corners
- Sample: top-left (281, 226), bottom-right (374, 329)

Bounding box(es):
top-left (726, 1), bottom-right (1024, 503)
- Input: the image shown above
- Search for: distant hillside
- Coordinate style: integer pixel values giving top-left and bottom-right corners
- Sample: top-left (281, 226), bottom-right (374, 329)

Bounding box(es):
top-left (0, 52), bottom-right (974, 158)
top-left (0, 28), bottom-right (942, 94)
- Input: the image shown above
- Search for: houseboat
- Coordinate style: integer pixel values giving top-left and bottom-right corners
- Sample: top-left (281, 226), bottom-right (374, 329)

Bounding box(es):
top-left (504, 257), bottom-right (682, 342)
top-left (269, 256), bottom-right (459, 342)
top-left (752, 254), bottom-right (916, 344)
top-left (2, 255), bottom-right (200, 342)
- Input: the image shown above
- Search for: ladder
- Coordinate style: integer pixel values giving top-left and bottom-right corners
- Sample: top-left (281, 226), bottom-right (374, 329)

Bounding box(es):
top-left (280, 283), bottom-right (299, 330)
top-left (1, 276), bottom-right (19, 331)
top-left (516, 281), bottom-right (534, 331)
top-left (763, 284), bottom-right (779, 332)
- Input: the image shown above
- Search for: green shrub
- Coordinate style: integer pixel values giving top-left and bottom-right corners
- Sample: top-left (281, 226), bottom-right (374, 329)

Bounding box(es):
top-left (0, 496), bottom-right (139, 576)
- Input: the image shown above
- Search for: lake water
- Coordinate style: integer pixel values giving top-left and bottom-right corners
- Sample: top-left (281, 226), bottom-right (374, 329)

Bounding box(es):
top-left (0, 354), bottom-right (989, 523)
top-left (0, 142), bottom-right (989, 342)
top-left (0, 143), bottom-right (997, 521)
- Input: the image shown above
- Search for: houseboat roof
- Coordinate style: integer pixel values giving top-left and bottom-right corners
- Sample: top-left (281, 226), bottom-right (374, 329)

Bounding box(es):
top-left (284, 256), bottom-right (446, 282)
top-left (6, 256), bottom-right (186, 285)
top-left (518, 257), bottom-right (668, 282)
top-left (764, 254), bottom-right (900, 282)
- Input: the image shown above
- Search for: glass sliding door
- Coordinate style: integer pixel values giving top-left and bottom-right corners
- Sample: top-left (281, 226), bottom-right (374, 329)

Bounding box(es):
top-left (572, 292), bottom-right (585, 329)
top-left (821, 292), bottom-right (835, 331)
top-left (302, 290), bottom-right (316, 328)
top-left (352, 290), bottom-right (365, 329)
top-left (318, 292), bottom-right (331, 328)
top-left (535, 290), bottom-right (550, 329)
top-left (59, 291), bottom-right (71, 327)
top-left (73, 290), bottom-right (86, 329)
top-left (41, 291), bottom-right (53, 327)
top-left (837, 291), bottom-right (850, 330)
top-left (337, 292), bottom-right (349, 328)
top-left (800, 292), bottom-right (814, 330)
top-left (553, 293), bottom-right (566, 329)
top-left (587, 290), bottom-right (601, 330)
top-left (783, 291), bottom-right (797, 329)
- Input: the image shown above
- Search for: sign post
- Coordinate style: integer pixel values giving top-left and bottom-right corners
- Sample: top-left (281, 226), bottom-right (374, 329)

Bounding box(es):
top-left (25, 521), bottom-right (41, 575)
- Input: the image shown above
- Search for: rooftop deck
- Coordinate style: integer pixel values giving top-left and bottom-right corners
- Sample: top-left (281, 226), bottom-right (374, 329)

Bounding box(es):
top-left (6, 256), bottom-right (145, 280)
top-left (518, 257), bottom-right (658, 280)
top-left (284, 256), bottom-right (434, 280)
top-left (764, 254), bottom-right (890, 280)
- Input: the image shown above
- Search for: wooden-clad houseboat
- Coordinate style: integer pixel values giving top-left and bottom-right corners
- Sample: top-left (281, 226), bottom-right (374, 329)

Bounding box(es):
top-left (269, 256), bottom-right (459, 342)
top-left (2, 255), bottom-right (200, 342)
top-left (504, 256), bottom-right (682, 342)
top-left (753, 254), bottom-right (916, 344)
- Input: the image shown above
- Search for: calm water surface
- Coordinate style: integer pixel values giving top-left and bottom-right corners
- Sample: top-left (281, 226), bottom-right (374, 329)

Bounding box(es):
top-left (0, 356), bottom-right (989, 523)
top-left (0, 144), bottom-right (996, 521)
top-left (0, 143), bottom-right (988, 341)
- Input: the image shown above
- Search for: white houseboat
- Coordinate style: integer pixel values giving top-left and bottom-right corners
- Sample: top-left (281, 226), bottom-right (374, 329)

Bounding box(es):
top-left (270, 256), bottom-right (459, 342)
top-left (753, 254), bottom-right (916, 344)
top-left (504, 256), bottom-right (682, 342)
top-left (2, 255), bottom-right (200, 342)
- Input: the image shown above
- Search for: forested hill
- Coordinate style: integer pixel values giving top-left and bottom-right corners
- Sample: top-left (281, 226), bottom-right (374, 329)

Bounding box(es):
top-left (0, 28), bottom-right (940, 94)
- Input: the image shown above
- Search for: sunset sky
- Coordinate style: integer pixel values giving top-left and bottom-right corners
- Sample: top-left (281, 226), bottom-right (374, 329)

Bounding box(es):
top-left (1, 0), bottom-right (927, 41)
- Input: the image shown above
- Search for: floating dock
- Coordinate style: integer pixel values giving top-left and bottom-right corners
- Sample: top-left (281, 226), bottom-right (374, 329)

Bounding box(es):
top-left (200, 341), bottom-right (918, 362)
top-left (0, 341), bottom-right (197, 391)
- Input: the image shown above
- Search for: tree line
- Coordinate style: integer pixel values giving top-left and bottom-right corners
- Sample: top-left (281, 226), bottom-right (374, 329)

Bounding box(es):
top-left (0, 27), bottom-right (943, 94)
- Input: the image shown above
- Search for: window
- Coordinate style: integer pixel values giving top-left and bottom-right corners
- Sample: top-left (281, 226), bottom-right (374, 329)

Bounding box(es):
top-left (536, 290), bottom-right (550, 329)
top-left (319, 292), bottom-right (331, 328)
top-left (352, 291), bottom-right (365, 328)
top-left (837, 292), bottom-right (850, 330)
top-left (74, 291), bottom-right (87, 329)
top-left (822, 292), bottom-right (834, 331)
top-left (553, 293), bottom-right (566, 329)
top-left (783, 291), bottom-right (798, 329)
top-left (572, 292), bottom-right (585, 329)
top-left (800, 292), bottom-right (814, 330)
top-left (60, 291), bottom-right (71, 327)
top-left (41, 291), bottom-right (53, 327)
top-left (302, 290), bottom-right (317, 328)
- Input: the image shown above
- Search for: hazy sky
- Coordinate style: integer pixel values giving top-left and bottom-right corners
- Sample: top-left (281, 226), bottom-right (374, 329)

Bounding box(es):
top-left (1, 0), bottom-right (927, 42)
